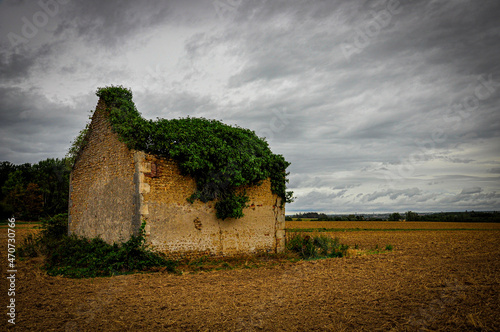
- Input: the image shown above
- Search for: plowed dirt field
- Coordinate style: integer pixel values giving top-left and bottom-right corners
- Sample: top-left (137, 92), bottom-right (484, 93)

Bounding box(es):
top-left (1, 222), bottom-right (499, 331)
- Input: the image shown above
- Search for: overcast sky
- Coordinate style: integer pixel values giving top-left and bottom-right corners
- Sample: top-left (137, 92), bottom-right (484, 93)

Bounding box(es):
top-left (1, 0), bottom-right (499, 214)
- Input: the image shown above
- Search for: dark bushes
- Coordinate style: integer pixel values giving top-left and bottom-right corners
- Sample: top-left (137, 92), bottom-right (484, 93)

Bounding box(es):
top-left (286, 233), bottom-right (349, 259)
top-left (18, 214), bottom-right (176, 278)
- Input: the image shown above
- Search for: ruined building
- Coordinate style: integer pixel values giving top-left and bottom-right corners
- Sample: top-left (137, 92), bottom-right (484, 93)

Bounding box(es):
top-left (68, 87), bottom-right (287, 258)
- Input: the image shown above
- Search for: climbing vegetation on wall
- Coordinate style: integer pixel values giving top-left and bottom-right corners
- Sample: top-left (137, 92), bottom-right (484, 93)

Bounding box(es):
top-left (94, 85), bottom-right (293, 220)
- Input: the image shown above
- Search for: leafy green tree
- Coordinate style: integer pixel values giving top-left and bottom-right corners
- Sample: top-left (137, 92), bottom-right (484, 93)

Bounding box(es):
top-left (1, 158), bottom-right (70, 220)
top-left (2, 166), bottom-right (33, 219)
top-left (4, 183), bottom-right (25, 219)
top-left (23, 183), bottom-right (44, 220)
top-left (405, 211), bottom-right (419, 221)
top-left (0, 161), bottom-right (16, 192)
top-left (31, 158), bottom-right (70, 216)
top-left (0, 161), bottom-right (18, 218)
top-left (388, 212), bottom-right (402, 221)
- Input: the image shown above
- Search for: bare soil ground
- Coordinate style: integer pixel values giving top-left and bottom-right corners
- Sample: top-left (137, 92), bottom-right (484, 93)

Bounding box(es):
top-left (1, 222), bottom-right (499, 331)
top-left (287, 220), bottom-right (500, 230)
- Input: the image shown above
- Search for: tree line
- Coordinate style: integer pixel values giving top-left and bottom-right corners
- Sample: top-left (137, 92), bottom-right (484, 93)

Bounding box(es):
top-left (387, 211), bottom-right (500, 222)
top-left (0, 159), bottom-right (70, 221)
top-left (286, 212), bottom-right (367, 221)
top-left (287, 211), bottom-right (500, 222)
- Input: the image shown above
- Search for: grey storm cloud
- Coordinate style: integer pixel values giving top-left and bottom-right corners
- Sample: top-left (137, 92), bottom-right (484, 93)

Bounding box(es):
top-left (0, 52), bottom-right (36, 81)
top-left (489, 168), bottom-right (500, 174)
top-left (361, 188), bottom-right (423, 203)
top-left (0, 86), bottom-right (92, 163)
top-left (460, 187), bottom-right (483, 195)
top-left (0, 0), bottom-right (499, 213)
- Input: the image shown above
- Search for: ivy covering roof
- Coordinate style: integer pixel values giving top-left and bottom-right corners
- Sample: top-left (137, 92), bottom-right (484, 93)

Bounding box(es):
top-left (95, 86), bottom-right (292, 220)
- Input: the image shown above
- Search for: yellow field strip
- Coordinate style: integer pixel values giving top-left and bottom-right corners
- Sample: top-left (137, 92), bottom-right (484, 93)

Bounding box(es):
top-left (286, 221), bottom-right (500, 230)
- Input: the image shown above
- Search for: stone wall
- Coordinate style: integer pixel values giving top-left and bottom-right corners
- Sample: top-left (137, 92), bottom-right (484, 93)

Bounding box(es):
top-left (135, 153), bottom-right (285, 258)
top-left (68, 99), bottom-right (140, 242)
top-left (69, 98), bottom-right (286, 257)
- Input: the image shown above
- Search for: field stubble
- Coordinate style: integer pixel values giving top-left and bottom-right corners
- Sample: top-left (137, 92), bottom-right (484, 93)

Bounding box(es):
top-left (0, 222), bottom-right (499, 331)
top-left (287, 220), bottom-right (500, 230)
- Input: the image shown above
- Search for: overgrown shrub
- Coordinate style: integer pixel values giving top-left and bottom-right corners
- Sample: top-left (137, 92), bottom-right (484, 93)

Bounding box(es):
top-left (41, 213), bottom-right (68, 239)
top-left (214, 192), bottom-right (250, 219)
top-left (17, 233), bottom-right (40, 258)
top-left (18, 215), bottom-right (176, 278)
top-left (286, 233), bottom-right (348, 259)
top-left (17, 213), bottom-right (68, 258)
top-left (94, 86), bottom-right (293, 220)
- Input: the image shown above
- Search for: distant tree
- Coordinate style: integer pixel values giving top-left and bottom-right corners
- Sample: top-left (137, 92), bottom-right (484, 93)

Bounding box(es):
top-left (1, 158), bottom-right (70, 220)
top-left (388, 212), bottom-right (402, 221)
top-left (23, 183), bottom-right (44, 220)
top-left (4, 184), bottom-right (24, 219)
top-left (317, 213), bottom-right (335, 221)
top-left (2, 166), bottom-right (31, 219)
top-left (31, 158), bottom-right (70, 216)
top-left (0, 161), bottom-right (16, 192)
top-left (405, 211), bottom-right (419, 221)
top-left (293, 212), bottom-right (320, 219)
top-left (0, 161), bottom-right (18, 219)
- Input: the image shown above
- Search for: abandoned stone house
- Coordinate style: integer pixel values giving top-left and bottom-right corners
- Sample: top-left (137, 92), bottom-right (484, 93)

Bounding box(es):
top-left (68, 95), bottom-right (286, 258)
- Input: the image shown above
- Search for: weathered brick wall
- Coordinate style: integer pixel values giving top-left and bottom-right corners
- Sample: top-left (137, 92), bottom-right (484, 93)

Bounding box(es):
top-left (68, 99), bottom-right (140, 242)
top-left (136, 153), bottom-right (285, 258)
top-left (69, 97), bottom-right (286, 257)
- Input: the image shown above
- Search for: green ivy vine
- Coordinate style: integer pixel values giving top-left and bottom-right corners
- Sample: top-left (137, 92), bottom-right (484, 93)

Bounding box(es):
top-left (94, 85), bottom-right (293, 220)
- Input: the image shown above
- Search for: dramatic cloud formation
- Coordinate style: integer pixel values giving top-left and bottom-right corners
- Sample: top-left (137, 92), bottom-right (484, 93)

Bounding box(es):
top-left (1, 0), bottom-right (499, 213)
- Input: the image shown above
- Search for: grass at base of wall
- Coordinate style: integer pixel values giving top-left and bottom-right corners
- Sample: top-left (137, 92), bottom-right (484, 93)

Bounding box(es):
top-left (173, 234), bottom-right (395, 274)
top-left (18, 214), bottom-right (177, 278)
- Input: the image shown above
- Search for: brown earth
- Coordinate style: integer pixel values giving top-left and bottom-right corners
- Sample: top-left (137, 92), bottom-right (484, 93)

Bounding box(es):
top-left (1, 222), bottom-right (499, 331)
top-left (287, 220), bottom-right (500, 230)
